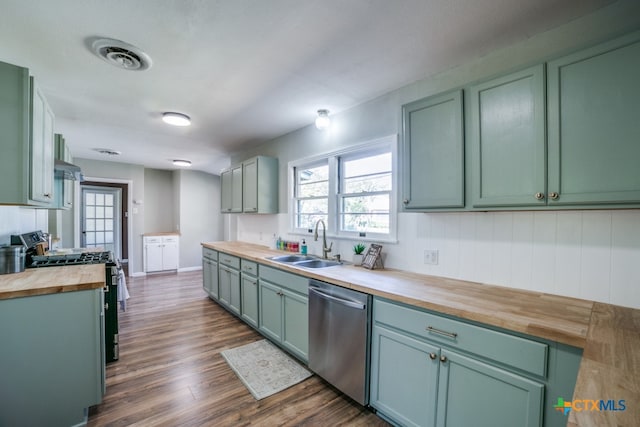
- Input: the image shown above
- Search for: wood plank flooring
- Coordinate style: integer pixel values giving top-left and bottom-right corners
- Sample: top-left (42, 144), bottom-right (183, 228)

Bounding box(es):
top-left (88, 270), bottom-right (389, 426)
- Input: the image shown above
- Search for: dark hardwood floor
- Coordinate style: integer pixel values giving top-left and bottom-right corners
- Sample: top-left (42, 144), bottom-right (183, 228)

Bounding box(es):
top-left (88, 270), bottom-right (389, 426)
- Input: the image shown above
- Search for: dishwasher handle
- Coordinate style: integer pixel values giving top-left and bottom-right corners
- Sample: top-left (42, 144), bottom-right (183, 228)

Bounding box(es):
top-left (309, 286), bottom-right (366, 310)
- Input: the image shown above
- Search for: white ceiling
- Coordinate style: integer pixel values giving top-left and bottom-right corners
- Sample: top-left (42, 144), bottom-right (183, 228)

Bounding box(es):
top-left (0, 0), bottom-right (615, 174)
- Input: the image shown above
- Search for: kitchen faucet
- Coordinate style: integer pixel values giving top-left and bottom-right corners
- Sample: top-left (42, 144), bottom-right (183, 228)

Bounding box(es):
top-left (313, 219), bottom-right (333, 259)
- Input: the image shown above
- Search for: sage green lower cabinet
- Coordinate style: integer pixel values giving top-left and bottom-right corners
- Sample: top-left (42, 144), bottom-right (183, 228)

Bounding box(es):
top-left (370, 325), bottom-right (440, 427)
top-left (370, 297), bottom-right (580, 427)
top-left (258, 265), bottom-right (308, 362)
top-left (436, 350), bottom-right (543, 427)
top-left (202, 248), bottom-right (219, 300)
top-left (219, 263), bottom-right (241, 315)
top-left (0, 289), bottom-right (104, 427)
top-left (240, 259), bottom-right (259, 328)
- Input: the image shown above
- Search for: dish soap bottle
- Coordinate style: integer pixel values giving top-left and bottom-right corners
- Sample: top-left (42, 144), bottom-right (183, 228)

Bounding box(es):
top-left (300, 239), bottom-right (307, 255)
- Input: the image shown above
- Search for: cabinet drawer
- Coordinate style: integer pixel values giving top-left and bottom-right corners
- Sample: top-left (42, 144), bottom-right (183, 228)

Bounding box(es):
top-left (162, 235), bottom-right (179, 243)
top-left (259, 265), bottom-right (308, 295)
top-left (144, 236), bottom-right (162, 244)
top-left (374, 298), bottom-right (548, 377)
top-left (218, 253), bottom-right (240, 269)
top-left (202, 247), bottom-right (217, 260)
top-left (241, 259), bottom-right (258, 276)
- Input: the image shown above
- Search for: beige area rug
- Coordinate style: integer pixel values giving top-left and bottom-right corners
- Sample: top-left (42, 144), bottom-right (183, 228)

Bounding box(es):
top-left (221, 339), bottom-right (313, 400)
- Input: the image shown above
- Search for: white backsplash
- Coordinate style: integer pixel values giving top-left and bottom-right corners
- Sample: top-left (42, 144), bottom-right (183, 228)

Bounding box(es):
top-left (234, 209), bottom-right (640, 309)
top-left (0, 206), bottom-right (49, 244)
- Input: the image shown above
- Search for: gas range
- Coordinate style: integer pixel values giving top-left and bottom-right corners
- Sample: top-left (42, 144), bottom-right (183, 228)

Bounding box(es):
top-left (30, 251), bottom-right (115, 268)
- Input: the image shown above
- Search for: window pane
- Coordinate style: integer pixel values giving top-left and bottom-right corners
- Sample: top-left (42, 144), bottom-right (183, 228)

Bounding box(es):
top-left (105, 232), bottom-right (113, 244)
top-left (341, 213), bottom-right (389, 233)
top-left (96, 219), bottom-right (105, 232)
top-left (342, 194), bottom-right (389, 213)
top-left (298, 181), bottom-right (328, 198)
top-left (105, 219), bottom-right (113, 231)
top-left (86, 206), bottom-right (95, 218)
top-left (297, 214), bottom-right (328, 230)
top-left (297, 164), bottom-right (329, 184)
top-left (85, 219), bottom-right (95, 232)
top-left (96, 206), bottom-right (105, 219)
top-left (86, 232), bottom-right (95, 244)
top-left (343, 152), bottom-right (391, 178)
top-left (104, 194), bottom-right (114, 206)
top-left (344, 174), bottom-right (391, 193)
top-left (297, 199), bottom-right (328, 215)
top-left (96, 193), bottom-right (104, 205)
top-left (85, 193), bottom-right (95, 205)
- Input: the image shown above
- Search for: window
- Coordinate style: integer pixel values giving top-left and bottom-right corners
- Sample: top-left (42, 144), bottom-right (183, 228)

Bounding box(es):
top-left (290, 135), bottom-right (396, 241)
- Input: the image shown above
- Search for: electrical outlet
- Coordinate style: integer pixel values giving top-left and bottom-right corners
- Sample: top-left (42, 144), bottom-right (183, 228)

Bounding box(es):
top-left (424, 249), bottom-right (439, 265)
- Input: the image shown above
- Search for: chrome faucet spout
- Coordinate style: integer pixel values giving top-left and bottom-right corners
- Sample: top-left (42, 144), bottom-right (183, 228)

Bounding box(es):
top-left (314, 219), bottom-right (332, 259)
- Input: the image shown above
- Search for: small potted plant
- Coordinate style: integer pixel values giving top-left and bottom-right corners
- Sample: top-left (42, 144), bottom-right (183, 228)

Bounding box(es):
top-left (353, 243), bottom-right (366, 266)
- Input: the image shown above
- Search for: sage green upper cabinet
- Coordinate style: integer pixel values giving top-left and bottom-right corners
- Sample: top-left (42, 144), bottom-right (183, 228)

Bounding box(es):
top-left (470, 64), bottom-right (546, 208)
top-left (53, 134), bottom-right (74, 210)
top-left (547, 32), bottom-right (640, 205)
top-left (402, 90), bottom-right (464, 210)
top-left (242, 156), bottom-right (278, 213)
top-left (0, 61), bottom-right (55, 206)
top-left (220, 165), bottom-right (243, 213)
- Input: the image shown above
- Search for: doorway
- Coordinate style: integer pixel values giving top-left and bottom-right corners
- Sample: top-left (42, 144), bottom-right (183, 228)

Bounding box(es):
top-left (80, 185), bottom-right (122, 259)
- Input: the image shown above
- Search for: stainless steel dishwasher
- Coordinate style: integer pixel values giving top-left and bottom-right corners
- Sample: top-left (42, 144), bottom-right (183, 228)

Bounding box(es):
top-left (308, 278), bottom-right (372, 405)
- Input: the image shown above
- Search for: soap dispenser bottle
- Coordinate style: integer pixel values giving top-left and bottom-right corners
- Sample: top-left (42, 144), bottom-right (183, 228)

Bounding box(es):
top-left (300, 239), bottom-right (307, 255)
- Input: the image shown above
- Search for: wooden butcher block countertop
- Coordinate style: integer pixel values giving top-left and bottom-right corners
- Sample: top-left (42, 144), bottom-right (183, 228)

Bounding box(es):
top-left (204, 241), bottom-right (640, 427)
top-left (0, 264), bottom-right (105, 300)
top-left (203, 240), bottom-right (592, 348)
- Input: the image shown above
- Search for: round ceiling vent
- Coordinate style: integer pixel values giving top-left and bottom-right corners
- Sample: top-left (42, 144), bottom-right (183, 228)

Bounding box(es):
top-left (91, 38), bottom-right (152, 71)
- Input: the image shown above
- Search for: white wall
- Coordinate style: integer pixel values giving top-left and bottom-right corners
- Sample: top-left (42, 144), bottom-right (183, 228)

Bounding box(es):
top-left (175, 170), bottom-right (222, 269)
top-left (0, 206), bottom-right (49, 245)
top-left (144, 168), bottom-right (176, 233)
top-left (228, 2), bottom-right (640, 309)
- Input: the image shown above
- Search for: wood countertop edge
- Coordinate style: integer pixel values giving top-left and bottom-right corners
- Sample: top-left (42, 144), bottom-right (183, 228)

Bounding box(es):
top-left (202, 241), bottom-right (592, 348)
top-left (0, 281), bottom-right (105, 300)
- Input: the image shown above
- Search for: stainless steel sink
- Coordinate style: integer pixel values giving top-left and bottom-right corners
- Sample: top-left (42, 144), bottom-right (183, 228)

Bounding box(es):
top-left (267, 254), bottom-right (343, 268)
top-left (268, 254), bottom-right (317, 263)
top-left (293, 259), bottom-right (342, 268)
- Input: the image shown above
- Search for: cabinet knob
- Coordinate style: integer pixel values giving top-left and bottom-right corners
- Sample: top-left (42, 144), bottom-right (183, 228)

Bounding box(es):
top-left (429, 352), bottom-right (437, 360)
top-left (403, 199), bottom-right (409, 205)
top-left (534, 192), bottom-right (545, 200)
top-left (549, 192), bottom-right (559, 200)
top-left (440, 355), bottom-right (448, 363)
top-left (44, 193), bottom-right (52, 198)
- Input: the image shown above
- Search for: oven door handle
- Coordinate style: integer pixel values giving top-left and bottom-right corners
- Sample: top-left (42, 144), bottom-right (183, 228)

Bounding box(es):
top-left (309, 286), bottom-right (365, 310)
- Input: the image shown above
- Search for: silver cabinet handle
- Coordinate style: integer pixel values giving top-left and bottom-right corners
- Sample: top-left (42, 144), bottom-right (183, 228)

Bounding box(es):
top-left (429, 352), bottom-right (437, 360)
top-left (440, 355), bottom-right (448, 363)
top-left (549, 192), bottom-right (559, 200)
top-left (534, 192), bottom-right (544, 200)
top-left (403, 199), bottom-right (409, 205)
top-left (426, 326), bottom-right (458, 339)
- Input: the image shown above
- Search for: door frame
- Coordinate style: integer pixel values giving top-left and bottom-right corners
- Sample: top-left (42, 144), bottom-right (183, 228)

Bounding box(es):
top-left (74, 177), bottom-right (133, 273)
top-left (79, 185), bottom-right (122, 260)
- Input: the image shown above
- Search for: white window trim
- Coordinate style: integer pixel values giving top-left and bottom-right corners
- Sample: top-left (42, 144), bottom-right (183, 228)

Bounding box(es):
top-left (288, 134), bottom-right (398, 243)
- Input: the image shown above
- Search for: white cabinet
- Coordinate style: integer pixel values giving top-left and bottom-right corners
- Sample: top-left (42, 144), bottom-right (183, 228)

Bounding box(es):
top-left (143, 235), bottom-right (179, 273)
top-left (0, 60), bottom-right (55, 206)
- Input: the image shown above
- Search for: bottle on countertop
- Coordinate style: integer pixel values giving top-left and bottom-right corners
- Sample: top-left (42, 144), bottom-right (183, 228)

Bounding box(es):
top-left (275, 236), bottom-right (281, 250)
top-left (300, 239), bottom-right (307, 255)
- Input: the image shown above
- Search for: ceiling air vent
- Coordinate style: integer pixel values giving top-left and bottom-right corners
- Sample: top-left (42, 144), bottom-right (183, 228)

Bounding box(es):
top-left (91, 38), bottom-right (152, 71)
top-left (94, 148), bottom-right (122, 156)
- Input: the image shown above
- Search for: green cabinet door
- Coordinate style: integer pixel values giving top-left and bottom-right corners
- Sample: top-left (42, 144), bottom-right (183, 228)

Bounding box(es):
top-left (547, 32), bottom-right (640, 205)
top-left (218, 265), bottom-right (240, 315)
top-left (241, 273), bottom-right (259, 328)
top-left (221, 169), bottom-right (232, 212)
top-left (281, 288), bottom-right (308, 362)
top-left (370, 324), bottom-right (440, 427)
top-left (30, 78), bottom-right (55, 205)
top-left (470, 65), bottom-right (546, 207)
top-left (436, 350), bottom-right (543, 427)
top-left (402, 89), bottom-right (464, 209)
top-left (220, 165), bottom-right (242, 213)
top-left (259, 280), bottom-right (283, 342)
top-left (203, 258), bottom-right (219, 300)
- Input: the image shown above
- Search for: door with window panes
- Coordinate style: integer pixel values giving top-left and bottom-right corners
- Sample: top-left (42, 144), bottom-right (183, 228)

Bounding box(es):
top-left (81, 186), bottom-right (121, 259)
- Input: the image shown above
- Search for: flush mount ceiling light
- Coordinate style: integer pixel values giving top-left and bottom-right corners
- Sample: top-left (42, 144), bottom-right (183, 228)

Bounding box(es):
top-left (91, 38), bottom-right (152, 71)
top-left (162, 112), bottom-right (191, 127)
top-left (173, 159), bottom-right (192, 167)
top-left (315, 109), bottom-right (331, 130)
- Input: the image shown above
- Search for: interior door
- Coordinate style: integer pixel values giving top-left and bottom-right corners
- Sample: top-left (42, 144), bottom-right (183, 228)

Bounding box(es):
top-left (81, 186), bottom-right (121, 259)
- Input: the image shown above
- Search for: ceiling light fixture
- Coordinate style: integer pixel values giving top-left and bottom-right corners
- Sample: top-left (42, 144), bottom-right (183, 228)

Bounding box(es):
top-left (315, 109), bottom-right (331, 130)
top-left (162, 112), bottom-right (191, 127)
top-left (173, 159), bottom-right (192, 167)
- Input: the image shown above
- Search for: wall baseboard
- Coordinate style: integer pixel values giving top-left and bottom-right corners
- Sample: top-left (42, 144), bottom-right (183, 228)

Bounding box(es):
top-left (131, 272), bottom-right (146, 278)
top-left (178, 266), bottom-right (203, 273)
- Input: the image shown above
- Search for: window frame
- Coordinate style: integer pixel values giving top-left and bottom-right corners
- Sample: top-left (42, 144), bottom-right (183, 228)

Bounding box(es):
top-left (288, 134), bottom-right (397, 242)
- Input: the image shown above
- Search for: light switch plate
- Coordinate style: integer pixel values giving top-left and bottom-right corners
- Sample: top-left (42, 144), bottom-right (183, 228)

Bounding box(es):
top-left (424, 249), bottom-right (439, 265)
